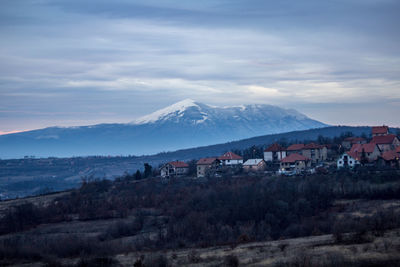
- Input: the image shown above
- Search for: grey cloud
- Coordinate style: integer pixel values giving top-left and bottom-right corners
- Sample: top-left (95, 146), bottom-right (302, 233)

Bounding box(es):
top-left (0, 0), bottom-right (399, 132)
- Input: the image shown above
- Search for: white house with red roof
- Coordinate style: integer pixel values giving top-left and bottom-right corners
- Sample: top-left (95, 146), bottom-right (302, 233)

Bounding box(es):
top-left (160, 161), bottom-right (189, 178)
top-left (337, 152), bottom-right (360, 169)
top-left (280, 153), bottom-right (311, 173)
top-left (218, 151), bottom-right (243, 166)
top-left (264, 143), bottom-right (286, 162)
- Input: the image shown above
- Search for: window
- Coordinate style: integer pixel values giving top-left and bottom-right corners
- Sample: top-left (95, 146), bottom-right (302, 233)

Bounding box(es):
top-left (350, 161), bottom-right (353, 164)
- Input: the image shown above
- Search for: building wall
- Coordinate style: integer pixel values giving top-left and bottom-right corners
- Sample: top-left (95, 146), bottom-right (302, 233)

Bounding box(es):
top-left (221, 159), bottom-right (243, 166)
top-left (264, 151), bottom-right (273, 161)
top-left (337, 154), bottom-right (359, 168)
top-left (243, 161), bottom-right (266, 172)
top-left (264, 151), bottom-right (286, 162)
top-left (280, 160), bottom-right (308, 172)
top-left (197, 165), bottom-right (209, 178)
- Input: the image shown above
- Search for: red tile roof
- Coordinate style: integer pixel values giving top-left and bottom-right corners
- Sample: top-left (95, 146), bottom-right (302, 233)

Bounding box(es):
top-left (381, 150), bottom-right (399, 161)
top-left (396, 146), bottom-right (400, 153)
top-left (169, 161), bottom-right (189, 168)
top-left (287, 144), bottom-right (305, 151)
top-left (346, 151), bottom-right (360, 161)
top-left (350, 143), bottom-right (378, 154)
top-left (372, 126), bottom-right (389, 135)
top-left (197, 157), bottom-right (219, 165)
top-left (264, 143), bottom-right (285, 152)
top-left (281, 153), bottom-right (309, 163)
top-left (218, 151), bottom-right (243, 160)
top-left (371, 134), bottom-right (398, 145)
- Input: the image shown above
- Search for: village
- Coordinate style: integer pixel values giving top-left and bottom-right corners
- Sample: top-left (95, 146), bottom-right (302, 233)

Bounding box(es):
top-left (160, 126), bottom-right (400, 178)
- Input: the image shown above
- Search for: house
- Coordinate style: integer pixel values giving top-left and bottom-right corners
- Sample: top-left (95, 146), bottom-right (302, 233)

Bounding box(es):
top-left (286, 144), bottom-right (305, 156)
top-left (349, 143), bottom-right (381, 162)
top-left (372, 126), bottom-right (389, 137)
top-left (160, 161), bottom-right (189, 178)
top-left (370, 134), bottom-right (400, 152)
top-left (301, 143), bottom-right (328, 164)
top-left (280, 153), bottom-right (311, 173)
top-left (264, 143), bottom-right (286, 162)
top-left (218, 151), bottom-right (243, 166)
top-left (337, 152), bottom-right (360, 169)
top-left (342, 137), bottom-right (367, 149)
top-left (378, 150), bottom-right (400, 168)
top-left (243, 159), bottom-right (266, 173)
top-left (196, 158), bottom-right (221, 178)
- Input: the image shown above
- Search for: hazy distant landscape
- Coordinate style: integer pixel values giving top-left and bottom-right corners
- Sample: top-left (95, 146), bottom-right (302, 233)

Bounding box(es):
top-left (0, 125), bottom-right (375, 199)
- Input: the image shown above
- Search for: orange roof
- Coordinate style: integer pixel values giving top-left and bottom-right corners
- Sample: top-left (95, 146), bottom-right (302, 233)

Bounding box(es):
top-left (346, 151), bottom-right (360, 161)
top-left (287, 144), bottom-right (305, 151)
top-left (350, 143), bottom-right (378, 154)
top-left (372, 126), bottom-right (389, 135)
top-left (197, 157), bottom-right (219, 165)
top-left (264, 143), bottom-right (285, 152)
top-left (371, 134), bottom-right (398, 145)
top-left (169, 161), bottom-right (189, 168)
top-left (218, 151), bottom-right (243, 160)
top-left (281, 153), bottom-right (309, 163)
top-left (381, 150), bottom-right (399, 161)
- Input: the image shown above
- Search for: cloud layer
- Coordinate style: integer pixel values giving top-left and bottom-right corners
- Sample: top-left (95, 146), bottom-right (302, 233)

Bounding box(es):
top-left (1, 0), bottom-right (399, 131)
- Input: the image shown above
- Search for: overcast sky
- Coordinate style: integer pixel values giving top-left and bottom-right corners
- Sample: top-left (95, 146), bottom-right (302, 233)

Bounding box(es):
top-left (1, 0), bottom-right (399, 134)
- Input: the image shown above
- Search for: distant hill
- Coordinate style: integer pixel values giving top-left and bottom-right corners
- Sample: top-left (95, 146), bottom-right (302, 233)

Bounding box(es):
top-left (143, 125), bottom-right (374, 162)
top-left (0, 99), bottom-right (326, 159)
top-left (0, 125), bottom-right (379, 199)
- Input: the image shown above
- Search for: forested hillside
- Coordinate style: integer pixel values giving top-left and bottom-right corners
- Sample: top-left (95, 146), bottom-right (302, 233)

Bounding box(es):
top-left (1, 169), bottom-right (400, 266)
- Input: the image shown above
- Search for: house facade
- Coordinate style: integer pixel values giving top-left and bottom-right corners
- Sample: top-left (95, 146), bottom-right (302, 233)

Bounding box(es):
top-left (337, 152), bottom-right (360, 169)
top-left (280, 153), bottom-right (311, 172)
top-left (264, 143), bottom-right (286, 162)
top-left (286, 144), bottom-right (305, 156)
top-left (160, 161), bottom-right (189, 178)
top-left (342, 137), bottom-right (367, 150)
top-left (378, 150), bottom-right (400, 168)
top-left (218, 151), bottom-right (243, 166)
top-left (243, 159), bottom-right (266, 172)
top-left (196, 158), bottom-right (221, 178)
top-left (301, 143), bottom-right (328, 164)
top-left (371, 135), bottom-right (400, 152)
top-left (349, 143), bottom-right (381, 162)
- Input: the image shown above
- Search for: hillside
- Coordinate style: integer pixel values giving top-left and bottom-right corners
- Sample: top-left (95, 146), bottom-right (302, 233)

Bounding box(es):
top-left (0, 100), bottom-right (326, 159)
top-left (0, 126), bottom-right (376, 199)
top-left (0, 171), bottom-right (400, 266)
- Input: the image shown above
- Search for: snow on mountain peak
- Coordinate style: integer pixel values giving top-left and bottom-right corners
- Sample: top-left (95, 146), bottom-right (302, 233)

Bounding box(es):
top-left (133, 99), bottom-right (199, 124)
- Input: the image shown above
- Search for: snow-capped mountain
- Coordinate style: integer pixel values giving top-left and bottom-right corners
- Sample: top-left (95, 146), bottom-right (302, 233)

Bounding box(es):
top-left (0, 99), bottom-right (327, 158)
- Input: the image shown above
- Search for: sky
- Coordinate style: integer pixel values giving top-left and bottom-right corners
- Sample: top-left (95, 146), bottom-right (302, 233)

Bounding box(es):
top-left (0, 0), bottom-right (400, 134)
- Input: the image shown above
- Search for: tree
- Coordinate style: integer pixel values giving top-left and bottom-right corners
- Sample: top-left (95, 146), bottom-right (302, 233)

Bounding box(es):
top-left (144, 163), bottom-right (152, 178)
top-left (134, 170), bottom-right (142, 180)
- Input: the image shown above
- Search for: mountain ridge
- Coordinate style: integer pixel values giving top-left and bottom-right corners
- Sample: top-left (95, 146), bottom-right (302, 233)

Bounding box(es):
top-left (0, 100), bottom-right (327, 159)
